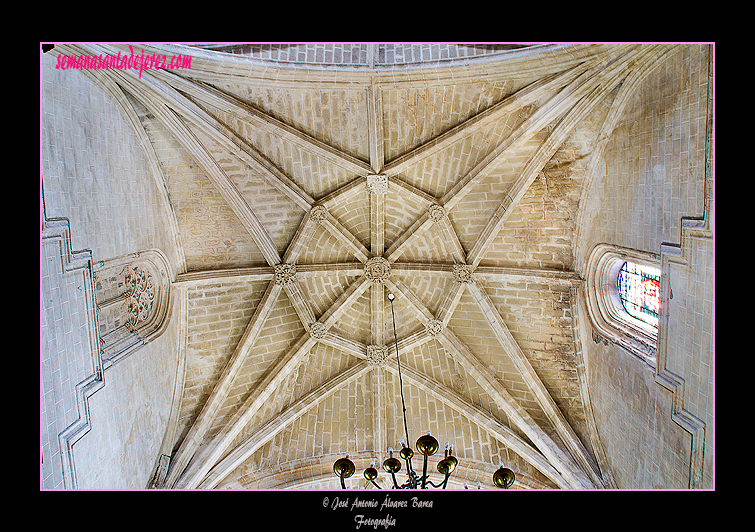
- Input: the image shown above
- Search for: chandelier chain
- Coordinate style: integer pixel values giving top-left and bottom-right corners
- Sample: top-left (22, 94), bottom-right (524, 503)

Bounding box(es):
top-left (332, 292), bottom-right (516, 489)
top-left (389, 296), bottom-right (411, 451)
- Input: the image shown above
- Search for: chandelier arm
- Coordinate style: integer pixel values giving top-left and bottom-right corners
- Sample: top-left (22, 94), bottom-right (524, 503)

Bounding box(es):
top-left (426, 474), bottom-right (450, 489)
top-left (403, 456), bottom-right (415, 476)
top-left (402, 466), bottom-right (418, 489)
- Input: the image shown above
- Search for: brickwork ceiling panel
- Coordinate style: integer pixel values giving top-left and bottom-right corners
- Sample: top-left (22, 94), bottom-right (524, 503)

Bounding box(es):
top-left (380, 82), bottom-right (533, 161)
top-left (393, 220), bottom-right (457, 263)
top-left (206, 287), bottom-right (306, 440)
top-left (447, 136), bottom-right (544, 254)
top-left (208, 106), bottom-right (362, 199)
top-left (382, 288), bottom-right (426, 341)
top-left (298, 273), bottom-right (362, 319)
top-left (210, 83), bottom-right (371, 167)
top-left (138, 113), bottom-right (267, 269)
top-left (326, 193), bottom-right (371, 249)
top-left (480, 190), bottom-right (577, 270)
top-left (384, 191), bottom-right (428, 253)
top-left (300, 229), bottom-right (361, 265)
top-left (392, 336), bottom-right (532, 451)
top-left (480, 279), bottom-right (589, 438)
top-left (272, 376), bottom-right (370, 462)
top-left (479, 139), bottom-right (597, 270)
top-left (394, 106), bottom-right (539, 200)
top-left (229, 342), bottom-right (358, 455)
top-left (327, 287), bottom-right (373, 345)
top-left (178, 279), bottom-right (271, 438)
top-left (446, 287), bottom-right (544, 419)
top-left (393, 272), bottom-right (456, 320)
top-left (196, 128), bottom-right (306, 257)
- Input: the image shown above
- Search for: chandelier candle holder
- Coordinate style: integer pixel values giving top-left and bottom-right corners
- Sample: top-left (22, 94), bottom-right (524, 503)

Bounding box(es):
top-left (333, 292), bottom-right (516, 489)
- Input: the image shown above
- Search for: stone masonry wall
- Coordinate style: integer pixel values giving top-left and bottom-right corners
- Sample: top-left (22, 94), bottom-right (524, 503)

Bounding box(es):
top-left (41, 52), bottom-right (181, 488)
top-left (576, 45), bottom-right (712, 488)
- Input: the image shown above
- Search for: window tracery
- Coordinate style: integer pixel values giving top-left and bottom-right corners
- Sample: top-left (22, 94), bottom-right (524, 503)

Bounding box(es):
top-left (93, 249), bottom-right (172, 368)
top-left (124, 265), bottom-right (156, 327)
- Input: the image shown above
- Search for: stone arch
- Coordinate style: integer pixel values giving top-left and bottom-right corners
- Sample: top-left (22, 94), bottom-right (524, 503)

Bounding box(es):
top-left (584, 243), bottom-right (660, 367)
top-left (92, 249), bottom-right (172, 368)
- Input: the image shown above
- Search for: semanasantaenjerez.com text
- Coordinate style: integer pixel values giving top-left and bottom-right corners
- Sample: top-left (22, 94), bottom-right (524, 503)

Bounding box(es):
top-left (55, 45), bottom-right (191, 78)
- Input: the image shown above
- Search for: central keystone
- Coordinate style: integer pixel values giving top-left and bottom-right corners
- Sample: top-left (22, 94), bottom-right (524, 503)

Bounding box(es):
top-left (364, 257), bottom-right (391, 284)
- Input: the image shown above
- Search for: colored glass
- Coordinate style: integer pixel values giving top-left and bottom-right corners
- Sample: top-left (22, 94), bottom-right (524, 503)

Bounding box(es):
top-left (617, 261), bottom-right (660, 328)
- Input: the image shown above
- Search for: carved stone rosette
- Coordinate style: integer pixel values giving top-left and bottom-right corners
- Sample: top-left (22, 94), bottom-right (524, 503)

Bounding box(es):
top-left (364, 257), bottom-right (391, 284)
top-left (452, 264), bottom-right (475, 284)
top-left (309, 322), bottom-right (327, 340)
top-left (366, 174), bottom-right (388, 195)
top-left (366, 345), bottom-right (389, 367)
top-left (425, 319), bottom-right (443, 337)
top-left (309, 205), bottom-right (328, 225)
top-left (274, 263), bottom-right (297, 285)
top-left (427, 203), bottom-right (446, 223)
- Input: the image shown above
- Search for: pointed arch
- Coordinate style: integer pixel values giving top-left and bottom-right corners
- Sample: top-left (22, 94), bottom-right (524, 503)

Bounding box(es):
top-left (93, 249), bottom-right (172, 369)
top-left (584, 243), bottom-right (660, 367)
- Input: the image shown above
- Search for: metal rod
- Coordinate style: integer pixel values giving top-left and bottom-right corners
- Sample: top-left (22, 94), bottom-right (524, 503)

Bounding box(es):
top-left (421, 453), bottom-right (428, 489)
top-left (389, 295), bottom-right (411, 457)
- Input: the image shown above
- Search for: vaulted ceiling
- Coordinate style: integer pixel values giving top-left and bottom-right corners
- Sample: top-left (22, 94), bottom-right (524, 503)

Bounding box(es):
top-left (55, 43), bottom-right (685, 489)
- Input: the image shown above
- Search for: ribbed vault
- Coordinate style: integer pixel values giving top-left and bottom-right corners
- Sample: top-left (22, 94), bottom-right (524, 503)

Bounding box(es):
top-left (53, 43), bottom-right (685, 489)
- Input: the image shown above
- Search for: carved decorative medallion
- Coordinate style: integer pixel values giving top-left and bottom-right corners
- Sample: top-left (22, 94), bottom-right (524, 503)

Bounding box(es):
top-left (364, 257), bottom-right (391, 284)
top-left (124, 266), bottom-right (155, 327)
top-left (366, 174), bottom-right (388, 195)
top-left (309, 322), bottom-right (327, 339)
top-left (452, 264), bottom-right (475, 284)
top-left (425, 319), bottom-right (443, 337)
top-left (366, 345), bottom-right (389, 367)
top-left (427, 203), bottom-right (446, 223)
top-left (310, 205), bottom-right (328, 225)
top-left (274, 263), bottom-right (297, 285)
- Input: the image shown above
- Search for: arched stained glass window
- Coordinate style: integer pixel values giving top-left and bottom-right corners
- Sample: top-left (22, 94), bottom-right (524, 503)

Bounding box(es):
top-left (617, 261), bottom-right (660, 328)
top-left (585, 245), bottom-right (660, 367)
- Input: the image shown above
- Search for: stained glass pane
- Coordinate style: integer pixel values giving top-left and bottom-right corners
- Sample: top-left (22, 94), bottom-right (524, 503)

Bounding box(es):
top-left (617, 261), bottom-right (660, 328)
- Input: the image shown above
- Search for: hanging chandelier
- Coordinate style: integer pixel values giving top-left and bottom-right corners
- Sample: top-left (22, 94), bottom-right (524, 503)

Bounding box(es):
top-left (333, 292), bottom-right (516, 490)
